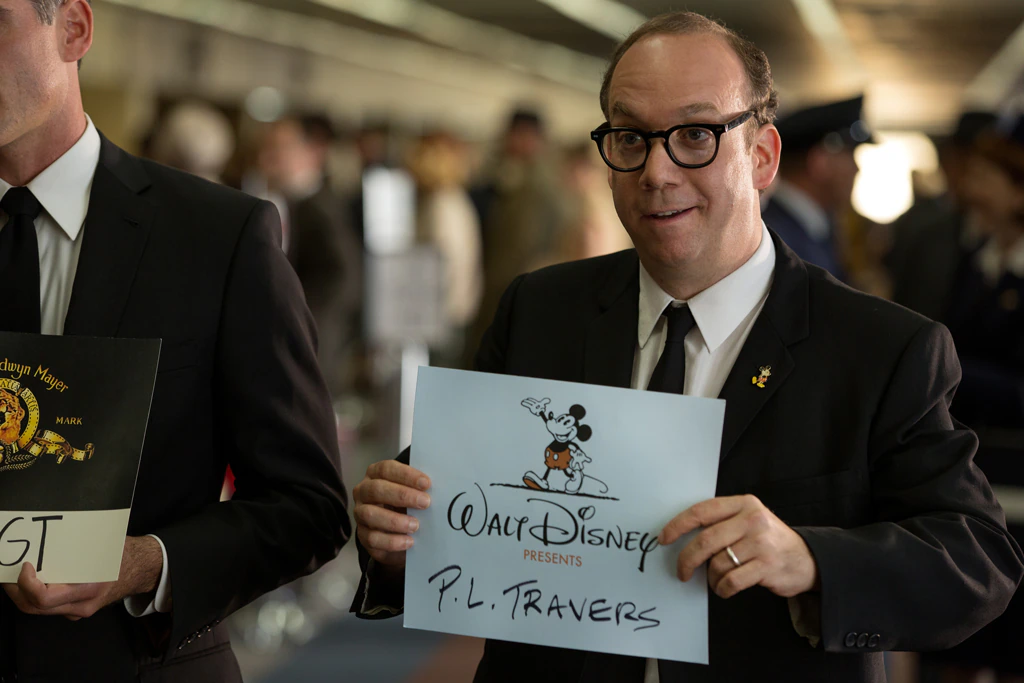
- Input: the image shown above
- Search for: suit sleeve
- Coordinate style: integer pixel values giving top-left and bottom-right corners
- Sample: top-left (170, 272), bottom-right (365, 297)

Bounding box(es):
top-left (156, 200), bottom-right (351, 656)
top-left (795, 321), bottom-right (1024, 653)
top-left (349, 273), bottom-right (527, 619)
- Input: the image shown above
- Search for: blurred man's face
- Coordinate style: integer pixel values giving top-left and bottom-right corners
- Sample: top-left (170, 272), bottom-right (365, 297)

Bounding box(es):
top-left (504, 123), bottom-right (544, 160)
top-left (962, 155), bottom-right (1024, 231)
top-left (258, 120), bottom-right (323, 195)
top-left (812, 146), bottom-right (859, 212)
top-left (605, 33), bottom-right (771, 275)
top-left (0, 1), bottom-right (72, 150)
top-left (356, 130), bottom-right (387, 167)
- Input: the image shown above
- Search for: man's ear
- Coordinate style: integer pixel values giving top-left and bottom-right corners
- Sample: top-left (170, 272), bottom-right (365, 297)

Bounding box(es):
top-left (59, 0), bottom-right (94, 66)
top-left (752, 124), bottom-right (781, 192)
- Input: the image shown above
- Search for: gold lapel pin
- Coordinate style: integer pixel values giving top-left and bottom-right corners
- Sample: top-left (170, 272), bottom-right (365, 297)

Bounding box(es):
top-left (751, 365), bottom-right (772, 389)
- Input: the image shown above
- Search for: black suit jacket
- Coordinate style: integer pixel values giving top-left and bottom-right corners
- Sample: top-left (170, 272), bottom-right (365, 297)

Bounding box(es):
top-left (353, 232), bottom-right (1023, 683)
top-left (1, 137), bottom-right (351, 683)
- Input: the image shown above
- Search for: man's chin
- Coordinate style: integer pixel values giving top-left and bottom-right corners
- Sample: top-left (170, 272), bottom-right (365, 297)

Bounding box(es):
top-left (634, 215), bottom-right (704, 252)
top-left (638, 238), bottom-right (706, 274)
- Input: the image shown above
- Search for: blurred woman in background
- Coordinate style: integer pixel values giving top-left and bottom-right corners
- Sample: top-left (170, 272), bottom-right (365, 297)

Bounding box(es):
top-left (407, 131), bottom-right (484, 368)
top-left (554, 144), bottom-right (633, 262)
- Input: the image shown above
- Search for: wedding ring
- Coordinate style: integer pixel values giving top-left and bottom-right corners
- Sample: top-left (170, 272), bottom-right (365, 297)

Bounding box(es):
top-left (726, 545), bottom-right (742, 568)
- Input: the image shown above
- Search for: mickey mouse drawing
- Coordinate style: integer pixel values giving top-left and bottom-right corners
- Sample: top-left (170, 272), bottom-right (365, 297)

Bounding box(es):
top-left (520, 397), bottom-right (606, 495)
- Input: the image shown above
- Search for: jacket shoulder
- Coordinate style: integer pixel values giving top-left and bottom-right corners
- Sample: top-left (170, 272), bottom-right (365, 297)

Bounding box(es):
top-left (136, 156), bottom-right (264, 217)
top-left (515, 249), bottom-right (636, 303)
top-left (804, 262), bottom-right (938, 349)
top-left (118, 151), bottom-right (282, 255)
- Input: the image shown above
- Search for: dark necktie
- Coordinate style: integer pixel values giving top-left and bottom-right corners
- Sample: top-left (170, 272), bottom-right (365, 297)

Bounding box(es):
top-left (643, 304), bottom-right (697, 683)
top-left (0, 187), bottom-right (43, 333)
top-left (646, 304), bottom-right (696, 394)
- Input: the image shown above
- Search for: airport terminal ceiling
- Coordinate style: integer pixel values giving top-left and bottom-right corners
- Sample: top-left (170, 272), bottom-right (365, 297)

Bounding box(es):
top-left (243, 0), bottom-right (1024, 131)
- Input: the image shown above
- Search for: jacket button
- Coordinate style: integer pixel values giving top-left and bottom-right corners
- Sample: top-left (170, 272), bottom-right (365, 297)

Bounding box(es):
top-left (844, 632), bottom-right (857, 648)
top-left (856, 633), bottom-right (868, 648)
top-left (868, 634), bottom-right (880, 648)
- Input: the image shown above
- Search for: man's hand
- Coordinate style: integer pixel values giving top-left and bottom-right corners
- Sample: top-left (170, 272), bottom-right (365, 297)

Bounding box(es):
top-left (353, 460), bottom-right (431, 567)
top-left (4, 536), bottom-right (163, 620)
top-left (660, 495), bottom-right (820, 600)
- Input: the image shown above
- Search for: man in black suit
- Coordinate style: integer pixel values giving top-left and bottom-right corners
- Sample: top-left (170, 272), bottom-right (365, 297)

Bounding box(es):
top-left (0, 1), bottom-right (349, 681)
top-left (258, 114), bottom-right (363, 398)
top-left (350, 10), bottom-right (1023, 683)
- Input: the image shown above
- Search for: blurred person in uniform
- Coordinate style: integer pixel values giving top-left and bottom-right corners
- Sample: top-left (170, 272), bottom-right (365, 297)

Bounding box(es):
top-left (149, 100), bottom-right (235, 185)
top-left (406, 131), bottom-right (484, 368)
top-left (259, 113), bottom-right (362, 398)
top-left (0, 1), bottom-right (349, 681)
top-left (922, 111), bottom-right (1024, 683)
top-left (469, 109), bottom-right (566, 356)
top-left (762, 96), bottom-right (873, 281)
top-left (349, 10), bottom-right (1022, 683)
top-left (885, 111), bottom-right (996, 321)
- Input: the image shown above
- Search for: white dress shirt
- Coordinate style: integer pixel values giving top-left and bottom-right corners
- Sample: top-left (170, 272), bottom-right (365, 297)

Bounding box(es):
top-left (0, 116), bottom-right (171, 617)
top-left (638, 222), bottom-right (775, 683)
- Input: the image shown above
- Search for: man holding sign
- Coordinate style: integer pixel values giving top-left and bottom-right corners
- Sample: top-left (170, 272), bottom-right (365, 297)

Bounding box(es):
top-left (352, 11), bottom-right (1023, 683)
top-left (0, 1), bottom-right (349, 681)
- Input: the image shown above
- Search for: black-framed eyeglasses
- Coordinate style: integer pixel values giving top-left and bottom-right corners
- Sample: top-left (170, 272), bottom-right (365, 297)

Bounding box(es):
top-left (590, 111), bottom-right (755, 172)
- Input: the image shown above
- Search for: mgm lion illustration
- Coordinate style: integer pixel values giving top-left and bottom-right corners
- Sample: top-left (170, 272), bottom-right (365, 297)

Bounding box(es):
top-left (0, 385), bottom-right (94, 472)
top-left (0, 388), bottom-right (25, 447)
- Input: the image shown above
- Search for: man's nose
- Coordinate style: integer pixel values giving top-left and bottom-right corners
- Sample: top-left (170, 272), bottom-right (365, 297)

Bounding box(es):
top-left (639, 139), bottom-right (682, 190)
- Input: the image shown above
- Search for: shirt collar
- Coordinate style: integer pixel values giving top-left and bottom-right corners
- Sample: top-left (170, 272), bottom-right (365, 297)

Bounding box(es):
top-left (638, 221), bottom-right (776, 353)
top-left (771, 180), bottom-right (831, 242)
top-left (0, 116), bottom-right (101, 241)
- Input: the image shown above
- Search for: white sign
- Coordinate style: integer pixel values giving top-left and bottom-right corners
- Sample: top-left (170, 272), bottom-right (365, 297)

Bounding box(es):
top-left (405, 367), bottom-right (724, 664)
top-left (365, 248), bottom-right (446, 345)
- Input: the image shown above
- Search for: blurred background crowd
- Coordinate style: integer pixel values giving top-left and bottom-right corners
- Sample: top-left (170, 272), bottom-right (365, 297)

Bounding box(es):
top-left (78, 0), bottom-right (1023, 681)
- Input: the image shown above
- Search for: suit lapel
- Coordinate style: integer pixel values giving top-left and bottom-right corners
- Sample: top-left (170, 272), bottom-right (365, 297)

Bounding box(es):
top-left (717, 316), bottom-right (793, 459)
top-left (583, 252), bottom-right (640, 389)
top-left (63, 136), bottom-right (153, 337)
top-left (717, 232), bottom-right (810, 461)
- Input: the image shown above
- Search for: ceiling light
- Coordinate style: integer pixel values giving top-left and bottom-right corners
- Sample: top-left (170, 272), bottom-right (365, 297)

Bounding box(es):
top-left (534, 0), bottom-right (646, 41)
